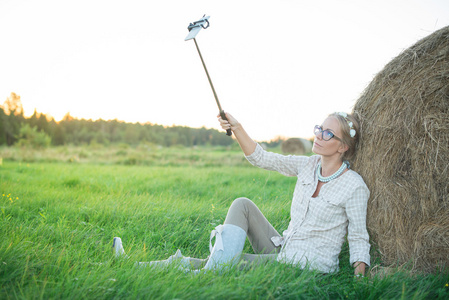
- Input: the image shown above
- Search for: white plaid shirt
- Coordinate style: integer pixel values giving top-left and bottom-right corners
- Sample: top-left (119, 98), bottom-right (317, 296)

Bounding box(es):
top-left (246, 144), bottom-right (370, 273)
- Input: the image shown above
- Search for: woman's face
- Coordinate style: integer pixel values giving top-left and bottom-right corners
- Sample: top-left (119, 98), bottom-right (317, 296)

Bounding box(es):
top-left (312, 116), bottom-right (348, 158)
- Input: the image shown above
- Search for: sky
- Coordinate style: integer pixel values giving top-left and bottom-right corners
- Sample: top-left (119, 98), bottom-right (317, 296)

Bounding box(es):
top-left (1, 0), bottom-right (448, 141)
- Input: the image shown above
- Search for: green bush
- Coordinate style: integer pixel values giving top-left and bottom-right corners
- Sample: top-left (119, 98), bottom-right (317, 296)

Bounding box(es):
top-left (17, 124), bottom-right (51, 148)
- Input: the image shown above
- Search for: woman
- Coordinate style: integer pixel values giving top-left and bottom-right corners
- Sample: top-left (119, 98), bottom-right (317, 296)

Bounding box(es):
top-left (113, 111), bottom-right (370, 276)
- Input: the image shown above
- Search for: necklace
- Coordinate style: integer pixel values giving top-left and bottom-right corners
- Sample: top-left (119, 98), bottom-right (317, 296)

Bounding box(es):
top-left (317, 161), bottom-right (349, 182)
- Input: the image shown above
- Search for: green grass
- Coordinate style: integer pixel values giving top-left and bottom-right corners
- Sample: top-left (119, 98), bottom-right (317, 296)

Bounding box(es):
top-left (0, 146), bottom-right (448, 299)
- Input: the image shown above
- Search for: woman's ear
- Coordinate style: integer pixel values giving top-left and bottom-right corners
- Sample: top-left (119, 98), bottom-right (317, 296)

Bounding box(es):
top-left (338, 142), bottom-right (349, 154)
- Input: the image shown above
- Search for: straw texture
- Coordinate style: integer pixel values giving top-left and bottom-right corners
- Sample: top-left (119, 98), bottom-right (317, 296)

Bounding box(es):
top-left (352, 26), bottom-right (449, 272)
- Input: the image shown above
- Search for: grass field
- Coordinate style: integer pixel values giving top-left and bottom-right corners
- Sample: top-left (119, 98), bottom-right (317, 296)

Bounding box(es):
top-left (1, 145), bottom-right (448, 299)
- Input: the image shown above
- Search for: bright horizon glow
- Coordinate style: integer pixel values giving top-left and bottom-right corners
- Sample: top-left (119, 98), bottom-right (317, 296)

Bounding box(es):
top-left (1, 0), bottom-right (448, 141)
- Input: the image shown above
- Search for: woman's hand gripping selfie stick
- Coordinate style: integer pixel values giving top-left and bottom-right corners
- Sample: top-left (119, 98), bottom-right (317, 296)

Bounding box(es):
top-left (185, 15), bottom-right (232, 136)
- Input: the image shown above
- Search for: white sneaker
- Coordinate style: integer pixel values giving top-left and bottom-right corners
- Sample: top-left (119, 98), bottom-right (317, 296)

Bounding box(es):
top-left (167, 249), bottom-right (184, 262)
top-left (136, 249), bottom-right (189, 268)
top-left (112, 237), bottom-right (128, 258)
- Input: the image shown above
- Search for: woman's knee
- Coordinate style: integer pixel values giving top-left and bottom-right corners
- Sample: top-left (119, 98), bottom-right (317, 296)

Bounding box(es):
top-left (225, 198), bottom-right (254, 230)
top-left (227, 198), bottom-right (252, 218)
top-left (231, 197), bottom-right (254, 209)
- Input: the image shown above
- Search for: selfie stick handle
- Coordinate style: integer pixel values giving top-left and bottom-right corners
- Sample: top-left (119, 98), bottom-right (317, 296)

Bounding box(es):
top-left (193, 38), bottom-right (232, 136)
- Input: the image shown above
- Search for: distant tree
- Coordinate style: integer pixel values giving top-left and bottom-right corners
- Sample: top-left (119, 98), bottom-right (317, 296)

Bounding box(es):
top-left (2, 92), bottom-right (23, 116)
top-left (17, 124), bottom-right (51, 148)
top-left (62, 112), bottom-right (74, 122)
top-left (107, 119), bottom-right (121, 143)
top-left (124, 123), bottom-right (139, 145)
top-left (49, 119), bottom-right (65, 145)
top-left (37, 113), bottom-right (49, 133)
top-left (28, 109), bottom-right (39, 128)
top-left (59, 113), bottom-right (78, 144)
top-left (1, 93), bottom-right (25, 145)
top-left (0, 107), bottom-right (7, 145)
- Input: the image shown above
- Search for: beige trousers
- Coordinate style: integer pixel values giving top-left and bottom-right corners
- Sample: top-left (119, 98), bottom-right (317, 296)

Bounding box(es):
top-left (187, 197), bottom-right (281, 269)
top-left (224, 197), bottom-right (281, 255)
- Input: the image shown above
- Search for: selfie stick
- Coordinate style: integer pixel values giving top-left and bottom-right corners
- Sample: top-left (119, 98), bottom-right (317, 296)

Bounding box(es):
top-left (185, 15), bottom-right (232, 136)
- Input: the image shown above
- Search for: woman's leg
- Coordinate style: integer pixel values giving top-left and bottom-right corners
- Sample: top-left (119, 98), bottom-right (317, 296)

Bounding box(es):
top-left (113, 238), bottom-right (207, 269)
top-left (186, 258), bottom-right (207, 269)
top-left (224, 197), bottom-right (281, 254)
top-left (242, 253), bottom-right (278, 263)
top-left (137, 254), bottom-right (207, 269)
top-left (117, 198), bottom-right (280, 271)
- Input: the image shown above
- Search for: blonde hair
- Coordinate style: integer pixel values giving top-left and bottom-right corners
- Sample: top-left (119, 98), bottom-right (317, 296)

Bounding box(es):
top-left (328, 112), bottom-right (360, 162)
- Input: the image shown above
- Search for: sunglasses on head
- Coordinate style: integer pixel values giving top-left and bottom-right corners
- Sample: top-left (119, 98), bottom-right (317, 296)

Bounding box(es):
top-left (314, 125), bottom-right (342, 141)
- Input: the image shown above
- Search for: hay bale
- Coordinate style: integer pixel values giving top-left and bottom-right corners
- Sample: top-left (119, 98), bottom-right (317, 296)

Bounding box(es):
top-left (352, 26), bottom-right (449, 273)
top-left (281, 138), bottom-right (312, 155)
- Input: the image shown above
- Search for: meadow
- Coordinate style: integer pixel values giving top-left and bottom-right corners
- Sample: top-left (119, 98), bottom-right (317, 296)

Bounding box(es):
top-left (0, 145), bottom-right (448, 299)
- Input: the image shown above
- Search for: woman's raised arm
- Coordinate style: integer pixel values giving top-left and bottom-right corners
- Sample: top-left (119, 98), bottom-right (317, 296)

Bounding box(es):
top-left (218, 112), bottom-right (257, 156)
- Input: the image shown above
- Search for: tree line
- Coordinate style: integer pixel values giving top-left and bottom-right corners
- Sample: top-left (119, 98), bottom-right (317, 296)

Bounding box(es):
top-left (0, 93), bottom-right (236, 148)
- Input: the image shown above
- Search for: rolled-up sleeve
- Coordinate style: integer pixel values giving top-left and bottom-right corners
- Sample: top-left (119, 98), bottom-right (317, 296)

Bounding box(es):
top-left (345, 185), bottom-right (371, 267)
top-left (245, 144), bottom-right (309, 177)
